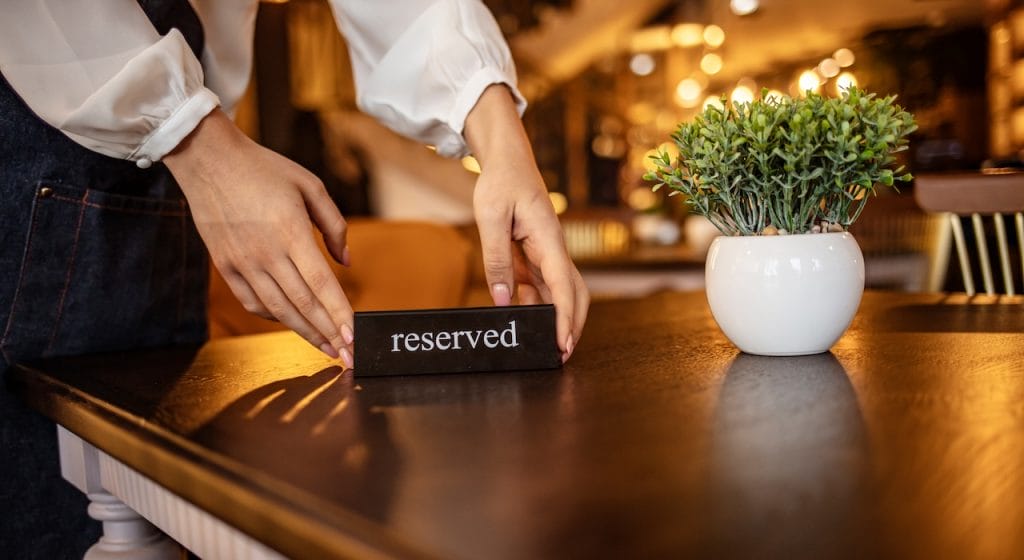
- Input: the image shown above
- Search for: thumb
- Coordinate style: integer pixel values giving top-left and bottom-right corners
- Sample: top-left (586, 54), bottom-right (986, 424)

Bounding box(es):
top-left (477, 215), bottom-right (515, 306)
top-left (303, 181), bottom-right (350, 266)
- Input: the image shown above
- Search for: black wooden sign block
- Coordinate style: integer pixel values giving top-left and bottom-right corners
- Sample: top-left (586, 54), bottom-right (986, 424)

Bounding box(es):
top-left (353, 304), bottom-right (561, 377)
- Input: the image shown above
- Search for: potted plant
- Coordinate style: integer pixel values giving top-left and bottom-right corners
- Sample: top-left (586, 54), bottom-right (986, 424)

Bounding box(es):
top-left (645, 87), bottom-right (916, 355)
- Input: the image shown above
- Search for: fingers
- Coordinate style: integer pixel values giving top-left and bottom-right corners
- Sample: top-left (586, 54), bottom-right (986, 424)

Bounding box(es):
top-left (289, 235), bottom-right (355, 364)
top-left (517, 283), bottom-right (542, 305)
top-left (303, 181), bottom-right (350, 267)
top-left (476, 205), bottom-right (516, 306)
top-left (540, 258), bottom-right (577, 360)
top-left (220, 268), bottom-right (272, 319)
top-left (530, 260), bottom-right (583, 362)
top-left (246, 270), bottom-right (340, 358)
top-left (519, 230), bottom-right (589, 362)
top-left (546, 269), bottom-right (587, 363)
top-left (221, 256), bottom-right (352, 367)
top-left (569, 269), bottom-right (590, 356)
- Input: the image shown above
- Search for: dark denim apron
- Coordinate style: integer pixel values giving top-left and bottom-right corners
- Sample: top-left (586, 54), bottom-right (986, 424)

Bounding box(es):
top-left (1, 2), bottom-right (209, 556)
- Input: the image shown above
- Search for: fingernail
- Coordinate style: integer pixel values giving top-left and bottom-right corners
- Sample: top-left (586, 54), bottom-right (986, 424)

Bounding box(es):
top-left (319, 342), bottom-right (339, 359)
top-left (492, 283), bottom-right (512, 306)
top-left (560, 335), bottom-right (574, 364)
top-left (341, 323), bottom-right (354, 345)
top-left (342, 246), bottom-right (351, 267)
top-left (340, 347), bottom-right (354, 369)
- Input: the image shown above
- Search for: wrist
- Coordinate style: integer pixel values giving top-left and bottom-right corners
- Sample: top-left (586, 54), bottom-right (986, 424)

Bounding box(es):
top-left (464, 84), bottom-right (534, 169)
top-left (163, 108), bottom-right (249, 182)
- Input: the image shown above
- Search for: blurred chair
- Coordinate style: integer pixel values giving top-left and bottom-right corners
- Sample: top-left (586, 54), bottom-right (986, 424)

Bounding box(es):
top-left (848, 194), bottom-right (950, 292)
top-left (915, 172), bottom-right (1024, 296)
top-left (208, 219), bottom-right (473, 338)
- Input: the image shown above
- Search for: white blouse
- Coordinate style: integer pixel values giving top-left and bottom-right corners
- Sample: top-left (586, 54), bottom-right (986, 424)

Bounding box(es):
top-left (0, 0), bottom-right (525, 167)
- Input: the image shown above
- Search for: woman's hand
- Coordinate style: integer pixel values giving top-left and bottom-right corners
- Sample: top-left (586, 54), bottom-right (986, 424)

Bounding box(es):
top-left (164, 109), bottom-right (354, 365)
top-left (466, 86), bottom-right (589, 362)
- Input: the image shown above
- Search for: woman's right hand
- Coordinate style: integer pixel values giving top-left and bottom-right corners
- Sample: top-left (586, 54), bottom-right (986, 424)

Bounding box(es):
top-left (164, 109), bottom-right (354, 365)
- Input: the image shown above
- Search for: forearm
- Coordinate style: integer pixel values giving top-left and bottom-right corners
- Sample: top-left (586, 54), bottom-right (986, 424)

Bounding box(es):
top-left (464, 85), bottom-right (536, 170)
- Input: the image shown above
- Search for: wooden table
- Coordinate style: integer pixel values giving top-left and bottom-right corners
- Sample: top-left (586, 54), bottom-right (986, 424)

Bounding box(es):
top-left (10, 291), bottom-right (1024, 559)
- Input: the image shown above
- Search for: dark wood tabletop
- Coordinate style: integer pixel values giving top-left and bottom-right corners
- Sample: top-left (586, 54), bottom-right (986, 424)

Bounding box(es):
top-left (9, 291), bottom-right (1024, 560)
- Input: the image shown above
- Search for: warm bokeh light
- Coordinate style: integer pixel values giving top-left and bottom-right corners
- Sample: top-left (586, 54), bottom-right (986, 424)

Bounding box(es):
top-left (591, 135), bottom-right (626, 159)
top-left (629, 53), bottom-right (656, 76)
top-left (833, 48), bottom-right (855, 67)
top-left (703, 25), bottom-right (726, 48)
top-left (630, 26), bottom-right (672, 52)
top-left (817, 58), bottom-right (840, 78)
top-left (703, 95), bottom-right (725, 111)
top-left (658, 141), bottom-right (679, 160)
top-left (655, 110), bottom-right (678, 131)
top-left (798, 70), bottom-right (821, 94)
top-left (675, 78), bottom-right (704, 108)
top-left (730, 0), bottom-right (759, 16)
top-left (627, 102), bottom-right (656, 124)
top-left (700, 53), bottom-right (724, 75)
top-left (994, 23), bottom-right (1011, 44)
top-left (562, 219), bottom-right (630, 258)
top-left (835, 71), bottom-right (858, 92)
top-left (671, 23), bottom-right (705, 48)
top-left (642, 148), bottom-right (662, 172)
top-left (627, 187), bottom-right (660, 211)
top-left (548, 191), bottom-right (568, 215)
top-left (731, 85), bottom-right (755, 105)
top-left (763, 89), bottom-right (786, 103)
top-left (691, 72), bottom-right (710, 89)
top-left (461, 156), bottom-right (481, 174)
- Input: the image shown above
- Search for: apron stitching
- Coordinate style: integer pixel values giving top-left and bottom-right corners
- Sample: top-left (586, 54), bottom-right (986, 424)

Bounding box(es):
top-left (50, 193), bottom-right (187, 217)
top-left (0, 190), bottom-right (47, 364)
top-left (45, 193), bottom-right (88, 354)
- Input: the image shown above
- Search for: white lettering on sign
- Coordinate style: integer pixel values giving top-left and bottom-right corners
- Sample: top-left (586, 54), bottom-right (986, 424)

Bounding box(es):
top-left (390, 321), bottom-right (520, 352)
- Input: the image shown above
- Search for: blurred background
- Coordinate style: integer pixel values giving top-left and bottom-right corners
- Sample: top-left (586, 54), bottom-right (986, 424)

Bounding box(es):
top-left (210, 0), bottom-right (1020, 334)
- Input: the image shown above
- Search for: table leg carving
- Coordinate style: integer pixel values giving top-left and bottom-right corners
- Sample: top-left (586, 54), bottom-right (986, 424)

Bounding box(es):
top-left (83, 490), bottom-right (181, 560)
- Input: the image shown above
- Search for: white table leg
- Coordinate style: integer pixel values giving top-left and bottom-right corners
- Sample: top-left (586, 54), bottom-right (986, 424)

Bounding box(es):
top-left (57, 425), bottom-right (285, 560)
top-left (58, 426), bottom-right (180, 559)
top-left (84, 491), bottom-right (181, 560)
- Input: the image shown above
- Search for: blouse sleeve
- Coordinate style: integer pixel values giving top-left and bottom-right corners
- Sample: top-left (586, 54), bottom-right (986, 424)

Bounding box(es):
top-left (328, 0), bottom-right (527, 158)
top-left (0, 0), bottom-right (220, 168)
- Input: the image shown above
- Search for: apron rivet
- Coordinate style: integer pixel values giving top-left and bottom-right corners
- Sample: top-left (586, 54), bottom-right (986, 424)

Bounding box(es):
top-left (38, 186), bottom-right (53, 198)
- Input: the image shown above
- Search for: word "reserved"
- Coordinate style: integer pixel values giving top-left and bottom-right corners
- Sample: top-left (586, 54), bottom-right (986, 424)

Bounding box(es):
top-left (390, 321), bottom-right (520, 352)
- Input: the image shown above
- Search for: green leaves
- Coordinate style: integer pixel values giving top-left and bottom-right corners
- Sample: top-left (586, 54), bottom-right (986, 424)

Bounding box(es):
top-left (647, 87), bottom-right (917, 235)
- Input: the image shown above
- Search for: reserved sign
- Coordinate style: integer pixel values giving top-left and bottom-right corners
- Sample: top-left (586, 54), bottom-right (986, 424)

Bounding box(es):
top-left (353, 305), bottom-right (561, 376)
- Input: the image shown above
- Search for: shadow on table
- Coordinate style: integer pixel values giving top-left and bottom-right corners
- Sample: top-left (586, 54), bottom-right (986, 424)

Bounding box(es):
top-left (874, 302), bottom-right (1024, 333)
top-left (704, 352), bottom-right (875, 559)
top-left (190, 366), bottom-right (401, 523)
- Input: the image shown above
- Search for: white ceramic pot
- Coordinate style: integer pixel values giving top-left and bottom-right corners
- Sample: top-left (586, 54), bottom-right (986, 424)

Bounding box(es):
top-left (705, 232), bottom-right (865, 356)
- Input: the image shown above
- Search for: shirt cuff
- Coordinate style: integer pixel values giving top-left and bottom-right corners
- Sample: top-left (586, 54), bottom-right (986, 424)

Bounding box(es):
top-left (130, 87), bottom-right (220, 168)
top-left (438, 67), bottom-right (528, 159)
